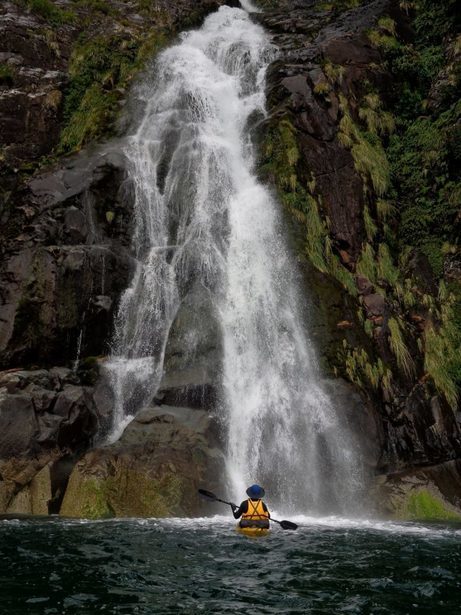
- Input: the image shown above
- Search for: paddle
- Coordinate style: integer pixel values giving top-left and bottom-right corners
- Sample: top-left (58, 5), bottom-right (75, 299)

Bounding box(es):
top-left (198, 488), bottom-right (298, 531)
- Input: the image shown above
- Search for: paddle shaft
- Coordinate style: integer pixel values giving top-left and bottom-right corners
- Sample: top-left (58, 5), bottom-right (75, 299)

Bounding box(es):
top-left (198, 488), bottom-right (297, 530)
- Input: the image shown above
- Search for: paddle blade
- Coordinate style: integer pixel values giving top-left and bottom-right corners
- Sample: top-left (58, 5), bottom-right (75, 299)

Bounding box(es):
top-left (198, 488), bottom-right (218, 501)
top-left (280, 520), bottom-right (298, 530)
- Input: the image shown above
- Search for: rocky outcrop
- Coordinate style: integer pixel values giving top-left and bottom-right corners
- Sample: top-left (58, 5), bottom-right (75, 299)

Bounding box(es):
top-left (0, 0), bottom-right (236, 518)
top-left (0, 145), bottom-right (134, 368)
top-left (60, 406), bottom-right (225, 518)
top-left (0, 0), bottom-right (238, 169)
top-left (376, 460), bottom-right (461, 521)
top-left (0, 364), bottom-right (113, 514)
top-left (256, 0), bottom-right (461, 514)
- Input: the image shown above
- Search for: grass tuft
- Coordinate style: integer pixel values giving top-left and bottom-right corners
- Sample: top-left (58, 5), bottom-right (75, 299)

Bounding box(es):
top-left (377, 243), bottom-right (400, 287)
top-left (27, 0), bottom-right (75, 25)
top-left (356, 243), bottom-right (377, 284)
top-left (363, 204), bottom-right (378, 240)
top-left (388, 317), bottom-right (415, 377)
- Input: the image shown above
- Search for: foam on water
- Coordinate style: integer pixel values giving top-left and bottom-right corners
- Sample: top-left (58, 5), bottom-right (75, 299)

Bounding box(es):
top-left (4, 515), bottom-right (458, 540)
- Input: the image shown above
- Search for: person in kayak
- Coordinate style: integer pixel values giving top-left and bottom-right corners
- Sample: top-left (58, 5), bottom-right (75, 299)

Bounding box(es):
top-left (231, 484), bottom-right (270, 529)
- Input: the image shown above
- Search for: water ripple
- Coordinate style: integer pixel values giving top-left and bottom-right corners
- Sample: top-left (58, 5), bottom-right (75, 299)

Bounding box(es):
top-left (1, 517), bottom-right (460, 614)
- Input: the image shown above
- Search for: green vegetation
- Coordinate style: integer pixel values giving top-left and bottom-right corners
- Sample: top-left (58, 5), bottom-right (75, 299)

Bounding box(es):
top-left (400, 488), bottom-right (461, 521)
top-left (377, 244), bottom-right (399, 288)
top-left (343, 343), bottom-right (392, 392)
top-left (356, 243), bottom-right (377, 284)
top-left (73, 0), bottom-right (114, 15)
top-left (371, 0), bottom-right (460, 282)
top-left (388, 317), bottom-right (415, 378)
top-left (59, 30), bottom-right (170, 152)
top-left (323, 61), bottom-right (345, 85)
top-left (388, 106), bottom-right (461, 276)
top-left (358, 93), bottom-right (395, 136)
top-left (260, 117), bottom-right (356, 296)
top-left (338, 97), bottom-right (390, 196)
top-left (258, 0), bottom-right (361, 10)
top-left (0, 63), bottom-right (15, 86)
top-left (318, 0), bottom-right (362, 13)
top-left (423, 284), bottom-right (461, 409)
top-left (24, 0), bottom-right (75, 25)
top-left (60, 461), bottom-right (185, 519)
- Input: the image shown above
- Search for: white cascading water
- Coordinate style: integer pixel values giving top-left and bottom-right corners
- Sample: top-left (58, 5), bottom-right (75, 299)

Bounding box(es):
top-left (105, 5), bottom-right (362, 514)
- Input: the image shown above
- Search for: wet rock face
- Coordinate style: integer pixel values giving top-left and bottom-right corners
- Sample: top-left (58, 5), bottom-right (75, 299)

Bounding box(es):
top-left (376, 460), bottom-right (461, 520)
top-left (0, 146), bottom-right (134, 368)
top-left (0, 2), bottom-right (71, 165)
top-left (258, 0), bottom-right (461, 502)
top-left (260, 1), bottom-right (388, 260)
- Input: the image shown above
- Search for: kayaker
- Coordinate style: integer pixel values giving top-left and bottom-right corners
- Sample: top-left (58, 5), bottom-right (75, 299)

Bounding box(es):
top-left (231, 484), bottom-right (270, 529)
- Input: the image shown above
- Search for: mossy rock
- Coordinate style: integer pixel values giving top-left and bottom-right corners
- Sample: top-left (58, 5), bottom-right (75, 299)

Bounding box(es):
top-left (60, 461), bottom-right (186, 519)
top-left (58, 408), bottom-right (221, 520)
top-left (395, 488), bottom-right (461, 522)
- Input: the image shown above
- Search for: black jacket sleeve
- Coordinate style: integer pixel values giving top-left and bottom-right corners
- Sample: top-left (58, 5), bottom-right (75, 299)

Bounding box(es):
top-left (232, 500), bottom-right (248, 519)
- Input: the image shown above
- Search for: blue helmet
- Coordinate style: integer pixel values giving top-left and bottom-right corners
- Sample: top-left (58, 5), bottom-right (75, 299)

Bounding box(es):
top-left (246, 484), bottom-right (265, 499)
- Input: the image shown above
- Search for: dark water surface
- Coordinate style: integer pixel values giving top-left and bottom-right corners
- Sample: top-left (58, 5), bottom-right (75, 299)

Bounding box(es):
top-left (1, 516), bottom-right (460, 614)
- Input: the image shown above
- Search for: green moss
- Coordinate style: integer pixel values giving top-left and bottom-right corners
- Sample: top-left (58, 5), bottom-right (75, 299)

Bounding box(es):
top-left (402, 489), bottom-right (461, 522)
top-left (0, 63), bottom-right (15, 86)
top-left (80, 479), bottom-right (114, 519)
top-left (61, 460), bottom-right (187, 519)
top-left (73, 0), bottom-right (114, 15)
top-left (26, 0), bottom-right (75, 25)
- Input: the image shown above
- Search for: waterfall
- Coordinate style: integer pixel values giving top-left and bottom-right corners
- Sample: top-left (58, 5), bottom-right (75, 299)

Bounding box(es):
top-left (105, 5), bottom-right (363, 513)
top-left (239, 0), bottom-right (261, 12)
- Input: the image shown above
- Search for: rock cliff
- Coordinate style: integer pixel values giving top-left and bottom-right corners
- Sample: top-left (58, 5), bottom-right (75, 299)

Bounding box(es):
top-left (0, 0), bottom-right (460, 519)
top-left (255, 0), bottom-right (461, 515)
top-left (0, 0), bottom-right (236, 517)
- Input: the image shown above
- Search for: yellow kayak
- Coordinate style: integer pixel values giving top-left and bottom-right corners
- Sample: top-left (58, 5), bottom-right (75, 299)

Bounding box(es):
top-left (236, 525), bottom-right (270, 537)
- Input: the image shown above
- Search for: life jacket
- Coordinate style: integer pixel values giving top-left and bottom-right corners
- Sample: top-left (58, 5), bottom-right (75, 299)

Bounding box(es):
top-left (241, 498), bottom-right (269, 523)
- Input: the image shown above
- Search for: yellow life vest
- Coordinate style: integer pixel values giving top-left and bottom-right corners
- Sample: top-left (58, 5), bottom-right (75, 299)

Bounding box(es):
top-left (241, 498), bottom-right (269, 521)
